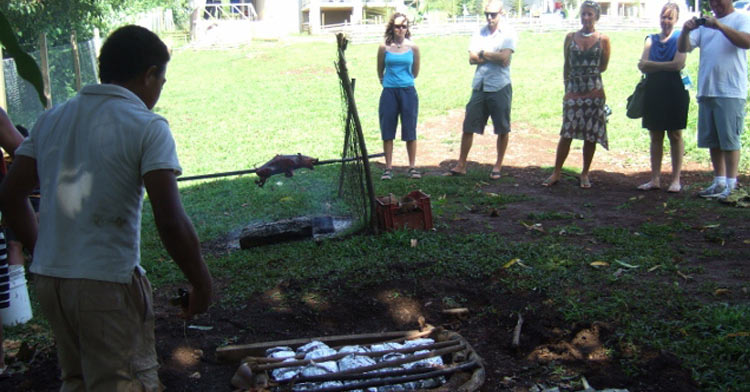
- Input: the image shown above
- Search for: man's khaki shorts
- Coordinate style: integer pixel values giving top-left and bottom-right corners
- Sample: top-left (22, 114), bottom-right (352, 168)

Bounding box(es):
top-left (35, 270), bottom-right (162, 391)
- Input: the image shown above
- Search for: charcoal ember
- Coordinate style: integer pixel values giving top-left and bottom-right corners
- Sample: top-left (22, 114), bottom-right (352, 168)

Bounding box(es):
top-left (271, 358), bottom-right (300, 381)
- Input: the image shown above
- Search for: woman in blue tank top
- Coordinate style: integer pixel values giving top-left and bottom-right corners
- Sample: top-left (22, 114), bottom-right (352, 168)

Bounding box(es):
top-left (377, 13), bottom-right (421, 180)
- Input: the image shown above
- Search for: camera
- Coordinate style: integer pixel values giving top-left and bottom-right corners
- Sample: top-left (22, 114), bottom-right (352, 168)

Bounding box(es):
top-left (696, 17), bottom-right (707, 26)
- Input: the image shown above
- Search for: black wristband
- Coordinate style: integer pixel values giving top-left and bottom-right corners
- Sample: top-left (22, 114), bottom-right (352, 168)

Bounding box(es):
top-left (479, 50), bottom-right (485, 59)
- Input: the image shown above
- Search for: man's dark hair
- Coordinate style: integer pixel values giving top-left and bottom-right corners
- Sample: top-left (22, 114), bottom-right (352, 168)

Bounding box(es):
top-left (98, 25), bottom-right (170, 84)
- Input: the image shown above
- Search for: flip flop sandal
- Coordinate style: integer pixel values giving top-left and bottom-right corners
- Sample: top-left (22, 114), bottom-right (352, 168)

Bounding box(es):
top-left (489, 171), bottom-right (501, 180)
top-left (443, 168), bottom-right (466, 176)
top-left (408, 168), bottom-right (422, 179)
top-left (381, 169), bottom-right (393, 180)
top-left (637, 182), bottom-right (660, 191)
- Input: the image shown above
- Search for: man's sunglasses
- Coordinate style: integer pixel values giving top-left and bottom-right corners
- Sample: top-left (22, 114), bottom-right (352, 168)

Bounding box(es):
top-left (485, 12), bottom-right (499, 18)
top-left (394, 24), bottom-right (408, 29)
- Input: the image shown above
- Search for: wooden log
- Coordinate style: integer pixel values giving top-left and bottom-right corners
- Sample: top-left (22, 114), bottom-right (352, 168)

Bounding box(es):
top-left (217, 328), bottom-right (435, 363)
top-left (238, 217), bottom-right (312, 249)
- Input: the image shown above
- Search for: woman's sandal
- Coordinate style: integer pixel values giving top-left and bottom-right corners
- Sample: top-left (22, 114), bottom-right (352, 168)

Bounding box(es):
top-left (381, 169), bottom-right (393, 180)
top-left (542, 176), bottom-right (559, 187)
top-left (408, 168), bottom-right (422, 179)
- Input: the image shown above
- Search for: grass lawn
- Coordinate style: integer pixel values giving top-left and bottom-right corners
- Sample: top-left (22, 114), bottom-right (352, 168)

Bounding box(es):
top-left (4, 31), bottom-right (749, 390)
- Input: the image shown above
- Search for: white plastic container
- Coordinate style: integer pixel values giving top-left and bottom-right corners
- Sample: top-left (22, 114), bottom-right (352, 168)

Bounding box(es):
top-left (0, 265), bottom-right (33, 326)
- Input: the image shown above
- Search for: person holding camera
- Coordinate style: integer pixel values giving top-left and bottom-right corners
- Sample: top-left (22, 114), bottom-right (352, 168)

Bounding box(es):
top-left (678, 0), bottom-right (750, 200)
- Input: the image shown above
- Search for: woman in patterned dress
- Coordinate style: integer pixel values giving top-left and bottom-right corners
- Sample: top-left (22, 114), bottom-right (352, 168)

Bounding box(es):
top-left (543, 0), bottom-right (611, 188)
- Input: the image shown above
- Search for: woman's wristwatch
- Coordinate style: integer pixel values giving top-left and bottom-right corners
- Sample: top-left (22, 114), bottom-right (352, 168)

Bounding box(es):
top-left (479, 50), bottom-right (485, 60)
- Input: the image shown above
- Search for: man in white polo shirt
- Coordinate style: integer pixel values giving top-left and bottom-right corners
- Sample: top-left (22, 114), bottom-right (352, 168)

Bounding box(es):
top-left (445, 0), bottom-right (517, 180)
top-left (678, 0), bottom-right (750, 200)
top-left (0, 25), bottom-right (212, 390)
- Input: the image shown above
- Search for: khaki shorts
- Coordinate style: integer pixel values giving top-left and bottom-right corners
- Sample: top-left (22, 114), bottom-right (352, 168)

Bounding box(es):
top-left (35, 270), bottom-right (162, 392)
top-left (697, 97), bottom-right (745, 151)
top-left (462, 84), bottom-right (512, 135)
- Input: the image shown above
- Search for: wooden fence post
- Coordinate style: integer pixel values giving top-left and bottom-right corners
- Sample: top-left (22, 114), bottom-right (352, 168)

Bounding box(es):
top-left (39, 32), bottom-right (52, 109)
top-left (71, 30), bottom-right (82, 91)
top-left (0, 47), bottom-right (6, 110)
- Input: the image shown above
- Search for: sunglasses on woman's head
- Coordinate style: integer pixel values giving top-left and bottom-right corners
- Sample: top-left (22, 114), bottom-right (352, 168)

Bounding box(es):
top-left (485, 12), bottom-right (499, 18)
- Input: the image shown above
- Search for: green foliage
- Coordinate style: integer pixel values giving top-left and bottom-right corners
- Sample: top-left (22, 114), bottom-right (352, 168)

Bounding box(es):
top-left (0, 0), bottom-right (190, 49)
top-left (0, 10), bottom-right (45, 107)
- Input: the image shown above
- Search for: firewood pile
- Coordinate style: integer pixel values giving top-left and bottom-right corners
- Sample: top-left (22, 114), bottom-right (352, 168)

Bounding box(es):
top-left (218, 326), bottom-right (484, 391)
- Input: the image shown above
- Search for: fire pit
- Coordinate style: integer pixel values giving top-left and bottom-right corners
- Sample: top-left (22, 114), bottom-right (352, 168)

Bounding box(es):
top-left (217, 326), bottom-right (484, 391)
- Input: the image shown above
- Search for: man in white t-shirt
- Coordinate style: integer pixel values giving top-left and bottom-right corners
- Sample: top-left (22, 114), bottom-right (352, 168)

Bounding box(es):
top-left (0, 25), bottom-right (212, 390)
top-left (445, 0), bottom-right (517, 180)
top-left (678, 0), bottom-right (750, 200)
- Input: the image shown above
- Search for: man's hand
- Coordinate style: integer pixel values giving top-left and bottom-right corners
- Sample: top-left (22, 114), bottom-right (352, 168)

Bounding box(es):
top-left (144, 169), bottom-right (213, 319)
top-left (683, 16), bottom-right (708, 32)
top-left (182, 285), bottom-right (212, 319)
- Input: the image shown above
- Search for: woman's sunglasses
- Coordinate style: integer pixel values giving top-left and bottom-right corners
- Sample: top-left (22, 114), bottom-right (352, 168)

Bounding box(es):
top-left (394, 24), bottom-right (408, 29)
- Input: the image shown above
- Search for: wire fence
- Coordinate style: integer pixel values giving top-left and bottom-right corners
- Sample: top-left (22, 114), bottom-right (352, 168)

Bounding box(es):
top-left (3, 38), bottom-right (99, 129)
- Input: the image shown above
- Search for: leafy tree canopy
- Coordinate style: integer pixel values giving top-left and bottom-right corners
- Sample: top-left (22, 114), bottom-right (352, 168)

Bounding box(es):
top-left (0, 0), bottom-right (189, 50)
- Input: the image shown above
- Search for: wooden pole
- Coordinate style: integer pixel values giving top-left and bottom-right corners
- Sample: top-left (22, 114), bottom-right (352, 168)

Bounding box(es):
top-left (71, 30), bottom-right (82, 91)
top-left (338, 78), bottom-right (355, 197)
top-left (0, 47), bottom-right (6, 110)
top-left (335, 33), bottom-right (377, 233)
top-left (39, 33), bottom-right (52, 109)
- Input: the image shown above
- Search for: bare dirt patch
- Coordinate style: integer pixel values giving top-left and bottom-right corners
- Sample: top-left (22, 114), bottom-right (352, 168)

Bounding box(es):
top-left (2, 111), bottom-right (747, 391)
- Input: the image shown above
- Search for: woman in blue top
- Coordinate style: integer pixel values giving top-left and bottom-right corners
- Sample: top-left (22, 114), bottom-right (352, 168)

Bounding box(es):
top-left (637, 3), bottom-right (689, 193)
top-left (377, 13), bottom-right (421, 180)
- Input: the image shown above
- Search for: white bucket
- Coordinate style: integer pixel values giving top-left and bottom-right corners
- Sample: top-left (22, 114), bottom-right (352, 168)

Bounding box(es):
top-left (0, 265), bottom-right (33, 326)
